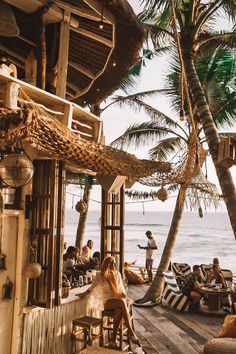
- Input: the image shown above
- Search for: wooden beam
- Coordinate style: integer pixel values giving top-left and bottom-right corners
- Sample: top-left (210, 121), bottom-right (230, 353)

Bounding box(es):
top-left (83, 0), bottom-right (115, 23)
top-left (56, 11), bottom-right (70, 98)
top-left (68, 61), bottom-right (95, 79)
top-left (66, 81), bottom-right (81, 94)
top-left (55, 0), bottom-right (112, 23)
top-left (18, 35), bottom-right (36, 47)
top-left (70, 27), bottom-right (113, 47)
top-left (0, 44), bottom-right (26, 63)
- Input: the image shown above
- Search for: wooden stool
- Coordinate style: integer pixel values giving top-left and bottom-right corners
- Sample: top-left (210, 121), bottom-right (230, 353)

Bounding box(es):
top-left (71, 315), bottom-right (103, 351)
top-left (102, 304), bottom-right (134, 351)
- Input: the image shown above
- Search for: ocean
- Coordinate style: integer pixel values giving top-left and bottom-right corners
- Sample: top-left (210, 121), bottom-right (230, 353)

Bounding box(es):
top-left (65, 209), bottom-right (236, 274)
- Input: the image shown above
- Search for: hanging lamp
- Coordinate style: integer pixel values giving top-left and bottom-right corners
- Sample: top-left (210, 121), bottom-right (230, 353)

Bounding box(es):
top-left (0, 152), bottom-right (34, 188)
top-left (157, 186), bottom-right (169, 202)
top-left (0, 2), bottom-right (19, 37)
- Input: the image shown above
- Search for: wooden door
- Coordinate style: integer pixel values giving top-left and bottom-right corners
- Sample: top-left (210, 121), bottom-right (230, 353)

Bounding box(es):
top-left (101, 185), bottom-right (124, 273)
top-left (28, 160), bottom-right (65, 308)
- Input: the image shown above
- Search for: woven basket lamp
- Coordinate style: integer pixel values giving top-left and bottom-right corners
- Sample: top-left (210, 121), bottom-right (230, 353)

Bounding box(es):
top-left (75, 200), bottom-right (87, 214)
top-left (23, 262), bottom-right (42, 279)
top-left (157, 186), bottom-right (169, 202)
top-left (0, 152), bottom-right (34, 187)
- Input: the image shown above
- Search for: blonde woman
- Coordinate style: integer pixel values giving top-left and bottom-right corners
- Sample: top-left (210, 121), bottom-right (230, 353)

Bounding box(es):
top-left (78, 256), bottom-right (139, 348)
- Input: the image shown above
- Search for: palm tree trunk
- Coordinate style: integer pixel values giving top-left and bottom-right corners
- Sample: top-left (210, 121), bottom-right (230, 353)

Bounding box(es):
top-left (138, 183), bottom-right (188, 303)
top-left (183, 52), bottom-right (236, 238)
top-left (75, 185), bottom-right (92, 253)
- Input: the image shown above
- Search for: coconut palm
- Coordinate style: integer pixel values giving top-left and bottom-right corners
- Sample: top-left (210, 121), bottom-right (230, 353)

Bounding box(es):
top-left (138, 0), bottom-right (236, 238)
top-left (111, 46), bottom-right (236, 303)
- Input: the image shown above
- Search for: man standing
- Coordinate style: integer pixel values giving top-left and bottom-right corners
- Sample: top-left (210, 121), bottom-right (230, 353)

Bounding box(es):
top-left (137, 230), bottom-right (157, 283)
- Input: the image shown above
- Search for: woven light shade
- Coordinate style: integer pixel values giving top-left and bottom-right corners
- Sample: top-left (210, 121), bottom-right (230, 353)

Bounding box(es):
top-left (0, 2), bottom-right (19, 37)
top-left (23, 262), bottom-right (42, 279)
top-left (157, 186), bottom-right (169, 202)
top-left (0, 152), bottom-right (34, 187)
top-left (75, 200), bottom-right (87, 214)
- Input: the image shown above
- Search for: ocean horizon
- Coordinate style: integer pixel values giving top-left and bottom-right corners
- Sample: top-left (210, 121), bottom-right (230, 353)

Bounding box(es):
top-left (65, 209), bottom-right (236, 274)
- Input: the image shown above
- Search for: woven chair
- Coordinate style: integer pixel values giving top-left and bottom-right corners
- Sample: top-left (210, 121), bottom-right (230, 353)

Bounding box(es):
top-left (161, 271), bottom-right (189, 311)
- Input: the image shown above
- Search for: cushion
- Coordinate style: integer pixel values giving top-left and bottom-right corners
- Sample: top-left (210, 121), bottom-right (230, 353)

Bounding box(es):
top-left (219, 315), bottom-right (236, 338)
top-left (203, 338), bottom-right (236, 354)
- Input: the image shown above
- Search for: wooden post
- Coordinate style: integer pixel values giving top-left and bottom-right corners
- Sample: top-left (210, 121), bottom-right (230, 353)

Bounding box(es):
top-left (56, 10), bottom-right (70, 98)
top-left (37, 13), bottom-right (47, 90)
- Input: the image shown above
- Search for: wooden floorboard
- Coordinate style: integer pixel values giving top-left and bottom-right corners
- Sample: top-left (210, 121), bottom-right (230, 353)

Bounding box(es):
top-left (128, 284), bottom-right (224, 354)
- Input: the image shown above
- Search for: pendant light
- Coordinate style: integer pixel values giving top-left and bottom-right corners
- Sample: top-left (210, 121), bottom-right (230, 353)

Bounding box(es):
top-left (0, 152), bottom-right (34, 188)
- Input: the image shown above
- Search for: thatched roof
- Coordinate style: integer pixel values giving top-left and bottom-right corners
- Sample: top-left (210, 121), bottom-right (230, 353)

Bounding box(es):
top-left (2, 0), bottom-right (143, 105)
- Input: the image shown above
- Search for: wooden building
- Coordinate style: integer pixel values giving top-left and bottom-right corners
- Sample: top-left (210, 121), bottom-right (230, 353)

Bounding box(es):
top-left (0, 1), bottom-right (170, 353)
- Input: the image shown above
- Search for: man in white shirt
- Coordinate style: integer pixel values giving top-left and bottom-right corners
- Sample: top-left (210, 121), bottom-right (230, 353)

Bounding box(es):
top-left (137, 230), bottom-right (157, 283)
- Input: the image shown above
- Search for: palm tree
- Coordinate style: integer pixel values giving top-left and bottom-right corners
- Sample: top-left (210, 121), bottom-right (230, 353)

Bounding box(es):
top-left (139, 0), bottom-right (236, 238)
top-left (112, 47), bottom-right (236, 303)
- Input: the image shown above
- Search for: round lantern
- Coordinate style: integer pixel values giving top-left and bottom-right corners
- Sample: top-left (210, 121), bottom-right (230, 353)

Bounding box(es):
top-left (23, 262), bottom-right (42, 279)
top-left (75, 200), bottom-right (87, 214)
top-left (157, 186), bottom-right (169, 202)
top-left (0, 152), bottom-right (34, 187)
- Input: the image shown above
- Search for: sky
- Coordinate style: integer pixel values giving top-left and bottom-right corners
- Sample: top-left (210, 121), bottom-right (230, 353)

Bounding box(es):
top-left (66, 0), bottom-right (236, 212)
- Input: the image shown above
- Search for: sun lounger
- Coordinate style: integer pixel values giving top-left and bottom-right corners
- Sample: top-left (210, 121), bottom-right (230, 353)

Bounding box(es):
top-left (161, 271), bottom-right (189, 311)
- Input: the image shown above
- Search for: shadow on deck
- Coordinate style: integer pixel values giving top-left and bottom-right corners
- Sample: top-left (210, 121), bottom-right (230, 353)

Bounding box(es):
top-left (128, 284), bottom-right (224, 354)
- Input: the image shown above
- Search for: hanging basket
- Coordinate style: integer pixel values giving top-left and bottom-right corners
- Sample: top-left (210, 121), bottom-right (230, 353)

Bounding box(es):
top-left (198, 206), bottom-right (203, 218)
top-left (23, 262), bottom-right (42, 279)
top-left (75, 200), bottom-right (87, 214)
top-left (157, 187), bottom-right (169, 202)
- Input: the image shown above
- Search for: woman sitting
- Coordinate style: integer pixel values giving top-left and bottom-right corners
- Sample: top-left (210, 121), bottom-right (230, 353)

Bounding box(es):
top-left (207, 264), bottom-right (226, 288)
top-left (77, 256), bottom-right (140, 348)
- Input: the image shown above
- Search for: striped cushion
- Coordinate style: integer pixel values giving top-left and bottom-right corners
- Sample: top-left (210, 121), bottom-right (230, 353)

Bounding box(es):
top-left (172, 263), bottom-right (191, 280)
top-left (161, 271), bottom-right (189, 312)
top-left (200, 264), bottom-right (213, 281)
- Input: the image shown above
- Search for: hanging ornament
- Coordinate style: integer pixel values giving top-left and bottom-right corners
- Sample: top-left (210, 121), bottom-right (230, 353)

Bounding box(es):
top-left (75, 200), bottom-right (87, 214)
top-left (157, 186), bottom-right (169, 202)
top-left (23, 262), bottom-right (42, 279)
top-left (198, 206), bottom-right (203, 218)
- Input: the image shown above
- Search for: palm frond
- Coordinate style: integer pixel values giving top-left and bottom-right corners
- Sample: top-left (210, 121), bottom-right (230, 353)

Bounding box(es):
top-left (199, 31), bottom-right (236, 51)
top-left (148, 136), bottom-right (184, 161)
top-left (110, 121), bottom-right (184, 150)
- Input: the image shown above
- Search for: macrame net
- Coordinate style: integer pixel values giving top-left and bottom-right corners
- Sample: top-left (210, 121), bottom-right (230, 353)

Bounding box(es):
top-left (139, 132), bottom-right (207, 186)
top-left (0, 89), bottom-right (170, 179)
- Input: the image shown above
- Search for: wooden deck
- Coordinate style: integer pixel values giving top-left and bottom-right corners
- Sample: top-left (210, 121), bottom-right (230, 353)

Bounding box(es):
top-left (128, 284), bottom-right (224, 354)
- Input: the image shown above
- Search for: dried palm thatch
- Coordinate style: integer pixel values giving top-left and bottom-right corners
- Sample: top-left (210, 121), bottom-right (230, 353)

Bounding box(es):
top-left (0, 90), bottom-right (170, 179)
top-left (125, 172), bottom-right (221, 211)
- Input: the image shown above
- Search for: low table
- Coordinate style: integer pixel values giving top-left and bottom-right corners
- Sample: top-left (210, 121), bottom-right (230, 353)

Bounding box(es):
top-left (79, 347), bottom-right (126, 354)
top-left (200, 287), bottom-right (232, 312)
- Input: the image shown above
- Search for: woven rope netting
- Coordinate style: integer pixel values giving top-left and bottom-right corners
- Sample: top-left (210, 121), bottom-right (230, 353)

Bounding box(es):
top-left (139, 132), bottom-right (208, 186)
top-left (0, 89), bottom-right (170, 179)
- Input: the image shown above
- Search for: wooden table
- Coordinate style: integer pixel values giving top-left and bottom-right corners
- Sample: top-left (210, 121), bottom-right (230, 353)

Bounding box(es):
top-left (200, 286), bottom-right (232, 312)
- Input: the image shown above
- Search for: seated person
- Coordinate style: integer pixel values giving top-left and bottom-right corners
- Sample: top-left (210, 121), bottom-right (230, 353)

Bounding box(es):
top-left (63, 246), bottom-right (78, 272)
top-left (206, 264), bottom-right (226, 288)
top-left (124, 261), bottom-right (145, 284)
top-left (63, 246), bottom-right (83, 285)
top-left (81, 240), bottom-right (94, 263)
top-left (77, 256), bottom-right (141, 349)
top-left (181, 265), bottom-right (204, 312)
